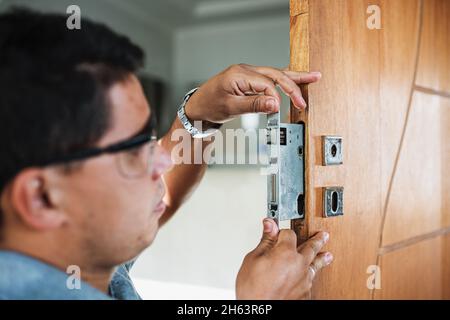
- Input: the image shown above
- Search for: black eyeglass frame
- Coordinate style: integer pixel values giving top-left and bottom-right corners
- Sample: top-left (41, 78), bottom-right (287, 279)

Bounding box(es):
top-left (39, 115), bottom-right (157, 168)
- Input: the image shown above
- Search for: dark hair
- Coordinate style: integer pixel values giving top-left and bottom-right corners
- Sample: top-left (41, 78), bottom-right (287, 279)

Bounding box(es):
top-left (0, 8), bottom-right (145, 215)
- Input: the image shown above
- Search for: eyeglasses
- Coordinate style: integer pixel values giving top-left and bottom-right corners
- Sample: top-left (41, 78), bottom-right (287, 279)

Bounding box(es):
top-left (40, 116), bottom-right (158, 179)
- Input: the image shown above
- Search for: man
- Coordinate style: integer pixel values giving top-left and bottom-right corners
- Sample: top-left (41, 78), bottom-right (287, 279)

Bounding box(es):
top-left (0, 8), bottom-right (333, 300)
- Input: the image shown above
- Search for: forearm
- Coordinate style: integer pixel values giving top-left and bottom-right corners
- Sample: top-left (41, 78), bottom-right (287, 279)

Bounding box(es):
top-left (158, 116), bottom-right (212, 226)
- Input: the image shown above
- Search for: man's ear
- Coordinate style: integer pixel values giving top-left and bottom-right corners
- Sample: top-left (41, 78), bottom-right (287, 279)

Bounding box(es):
top-left (9, 168), bottom-right (67, 230)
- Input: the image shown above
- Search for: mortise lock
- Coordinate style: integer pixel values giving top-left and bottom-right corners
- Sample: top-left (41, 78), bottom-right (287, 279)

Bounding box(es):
top-left (266, 112), bottom-right (305, 221)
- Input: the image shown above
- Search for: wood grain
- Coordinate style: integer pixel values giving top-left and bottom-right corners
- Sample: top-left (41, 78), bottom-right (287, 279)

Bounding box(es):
top-left (381, 92), bottom-right (450, 246)
top-left (379, 0), bottom-right (421, 207)
top-left (290, 0), bottom-right (309, 17)
top-left (444, 234), bottom-right (450, 299)
top-left (290, 0), bottom-right (450, 299)
top-left (293, 0), bottom-right (383, 299)
top-left (375, 236), bottom-right (444, 300)
top-left (443, 97), bottom-right (450, 229)
top-left (416, 0), bottom-right (450, 94)
top-left (289, 11), bottom-right (310, 243)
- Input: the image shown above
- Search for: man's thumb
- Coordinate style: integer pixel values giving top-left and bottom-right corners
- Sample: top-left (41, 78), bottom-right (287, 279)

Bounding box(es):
top-left (237, 95), bottom-right (279, 114)
top-left (255, 218), bottom-right (279, 254)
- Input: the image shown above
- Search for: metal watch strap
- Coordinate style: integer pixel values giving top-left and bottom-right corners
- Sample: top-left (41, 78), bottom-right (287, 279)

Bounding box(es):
top-left (177, 87), bottom-right (222, 139)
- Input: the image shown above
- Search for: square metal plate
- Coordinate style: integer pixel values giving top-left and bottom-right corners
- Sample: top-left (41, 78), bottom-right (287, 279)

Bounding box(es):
top-left (323, 187), bottom-right (344, 217)
top-left (323, 136), bottom-right (343, 166)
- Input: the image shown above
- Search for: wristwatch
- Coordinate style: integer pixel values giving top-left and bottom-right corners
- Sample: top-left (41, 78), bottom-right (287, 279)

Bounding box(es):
top-left (177, 87), bottom-right (222, 139)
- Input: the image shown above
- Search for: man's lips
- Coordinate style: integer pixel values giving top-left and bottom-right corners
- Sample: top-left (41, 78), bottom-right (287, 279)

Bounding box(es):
top-left (153, 183), bottom-right (166, 216)
top-left (152, 179), bottom-right (166, 216)
top-left (153, 199), bottom-right (166, 216)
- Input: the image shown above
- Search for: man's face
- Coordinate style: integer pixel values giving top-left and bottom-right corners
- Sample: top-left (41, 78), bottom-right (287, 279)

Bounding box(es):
top-left (54, 74), bottom-right (172, 267)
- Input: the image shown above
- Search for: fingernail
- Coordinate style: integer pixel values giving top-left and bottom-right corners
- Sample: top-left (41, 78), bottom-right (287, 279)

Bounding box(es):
top-left (294, 95), bottom-right (306, 109)
top-left (300, 97), bottom-right (307, 108)
top-left (325, 252), bottom-right (333, 264)
top-left (323, 232), bottom-right (329, 242)
top-left (263, 219), bottom-right (273, 233)
top-left (266, 99), bottom-right (276, 112)
top-left (311, 71), bottom-right (322, 77)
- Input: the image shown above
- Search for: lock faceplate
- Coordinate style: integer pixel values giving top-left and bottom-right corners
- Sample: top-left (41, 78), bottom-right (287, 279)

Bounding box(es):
top-left (323, 187), bottom-right (344, 217)
top-left (323, 136), bottom-right (343, 166)
top-left (266, 113), bottom-right (305, 221)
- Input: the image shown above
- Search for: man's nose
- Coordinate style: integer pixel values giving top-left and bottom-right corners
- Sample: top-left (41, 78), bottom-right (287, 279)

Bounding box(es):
top-left (151, 144), bottom-right (173, 180)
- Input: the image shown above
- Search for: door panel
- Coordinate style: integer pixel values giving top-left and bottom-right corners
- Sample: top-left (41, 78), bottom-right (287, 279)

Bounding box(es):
top-left (382, 92), bottom-right (450, 246)
top-left (416, 0), bottom-right (450, 93)
top-left (444, 234), bottom-right (450, 299)
top-left (375, 236), bottom-right (444, 300)
top-left (379, 0), bottom-right (420, 205)
top-left (289, 0), bottom-right (450, 299)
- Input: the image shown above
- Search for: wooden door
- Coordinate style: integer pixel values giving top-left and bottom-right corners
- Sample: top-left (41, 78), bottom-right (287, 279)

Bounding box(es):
top-left (289, 0), bottom-right (450, 299)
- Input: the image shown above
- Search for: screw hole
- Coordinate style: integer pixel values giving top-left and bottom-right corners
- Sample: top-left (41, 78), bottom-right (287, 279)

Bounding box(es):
top-left (331, 144), bottom-right (337, 157)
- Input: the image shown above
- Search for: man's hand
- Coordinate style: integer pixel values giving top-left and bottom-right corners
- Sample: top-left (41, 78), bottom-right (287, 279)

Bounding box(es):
top-left (236, 219), bottom-right (333, 300)
top-left (159, 64), bottom-right (321, 225)
top-left (184, 64), bottom-right (322, 124)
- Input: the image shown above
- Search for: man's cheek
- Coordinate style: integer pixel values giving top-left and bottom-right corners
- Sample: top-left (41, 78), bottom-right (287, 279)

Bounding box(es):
top-left (117, 198), bottom-right (152, 230)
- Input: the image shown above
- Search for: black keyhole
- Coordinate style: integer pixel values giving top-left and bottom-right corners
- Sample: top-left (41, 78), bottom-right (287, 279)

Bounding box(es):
top-left (297, 194), bottom-right (304, 215)
top-left (331, 191), bottom-right (339, 213)
top-left (331, 144), bottom-right (337, 157)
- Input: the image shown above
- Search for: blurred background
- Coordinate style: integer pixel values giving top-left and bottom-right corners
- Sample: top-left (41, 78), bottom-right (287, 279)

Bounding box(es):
top-left (0, 0), bottom-right (291, 299)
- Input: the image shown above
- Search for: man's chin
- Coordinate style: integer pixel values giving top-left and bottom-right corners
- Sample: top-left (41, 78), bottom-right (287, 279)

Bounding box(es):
top-left (141, 227), bottom-right (159, 249)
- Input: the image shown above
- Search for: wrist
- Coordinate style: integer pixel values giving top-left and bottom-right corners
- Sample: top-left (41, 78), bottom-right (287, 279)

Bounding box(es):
top-left (184, 93), bottom-right (221, 132)
top-left (178, 88), bottom-right (222, 138)
top-left (184, 90), bottom-right (202, 122)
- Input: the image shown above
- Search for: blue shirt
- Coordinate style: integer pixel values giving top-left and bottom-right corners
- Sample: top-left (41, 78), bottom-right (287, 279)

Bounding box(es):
top-left (0, 250), bottom-right (142, 300)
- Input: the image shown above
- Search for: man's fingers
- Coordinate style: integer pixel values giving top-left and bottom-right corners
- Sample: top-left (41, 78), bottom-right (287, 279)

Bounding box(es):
top-left (282, 70), bottom-right (322, 84)
top-left (253, 218), bottom-right (280, 255)
top-left (280, 67), bottom-right (322, 83)
top-left (239, 65), bottom-right (307, 109)
top-left (298, 231), bottom-right (329, 264)
top-left (230, 75), bottom-right (282, 115)
top-left (231, 72), bottom-right (281, 102)
top-left (276, 229), bottom-right (298, 250)
top-left (308, 252), bottom-right (334, 280)
top-left (233, 95), bottom-right (279, 115)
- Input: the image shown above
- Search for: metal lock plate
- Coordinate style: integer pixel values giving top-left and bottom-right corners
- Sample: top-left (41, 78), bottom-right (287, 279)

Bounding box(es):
top-left (323, 187), bottom-right (344, 217)
top-left (323, 136), bottom-right (343, 165)
top-left (266, 113), bottom-right (305, 221)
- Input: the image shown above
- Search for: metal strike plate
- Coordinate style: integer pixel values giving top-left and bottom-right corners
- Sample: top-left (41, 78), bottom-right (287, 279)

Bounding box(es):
top-left (323, 136), bottom-right (343, 165)
top-left (266, 113), bottom-right (305, 221)
top-left (323, 187), bottom-right (344, 217)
